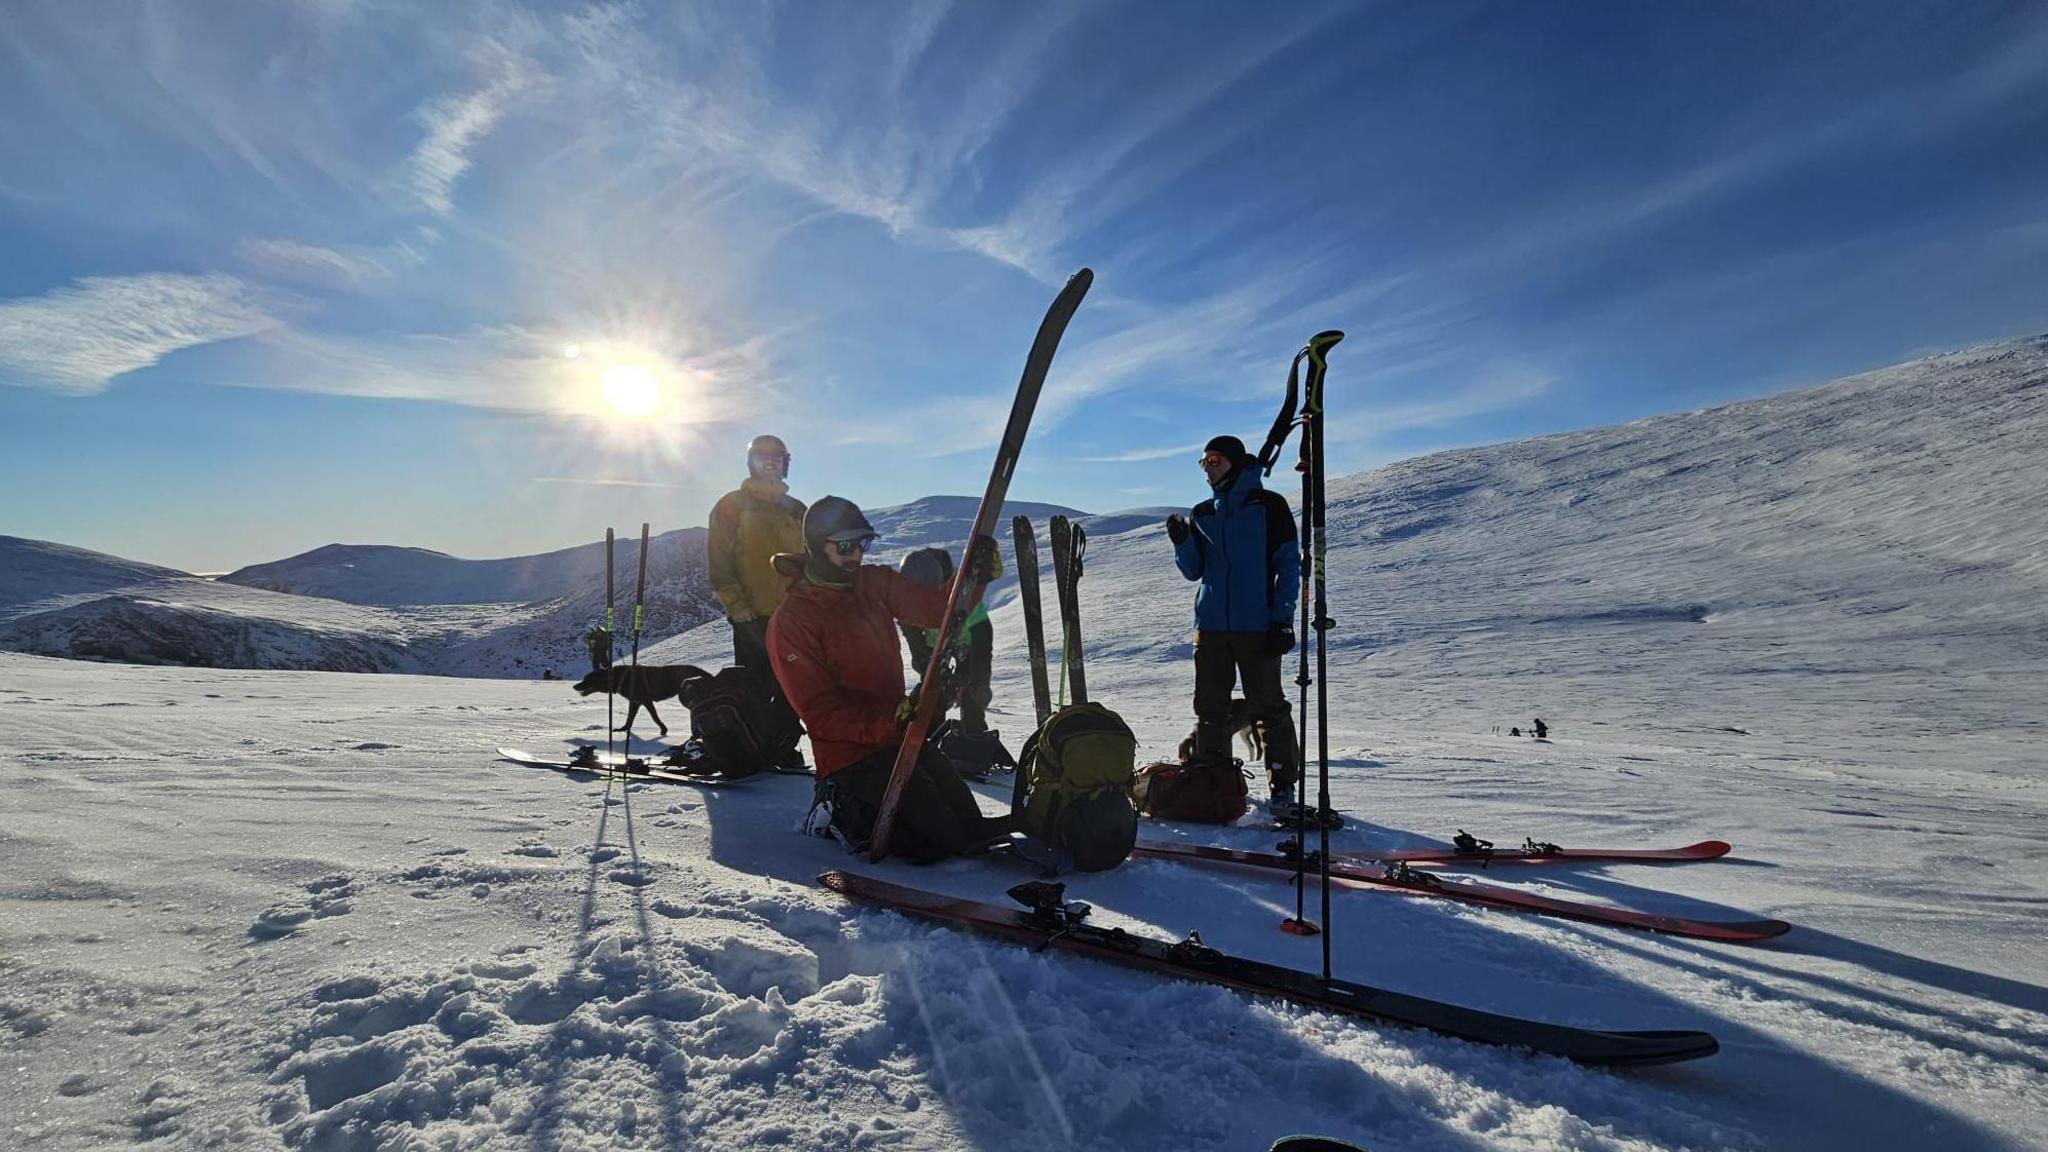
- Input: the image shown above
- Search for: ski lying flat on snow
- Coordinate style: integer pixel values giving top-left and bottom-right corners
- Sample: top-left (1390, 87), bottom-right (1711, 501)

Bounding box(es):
top-left (494, 747), bottom-right (745, 787)
top-left (1132, 840), bottom-right (1789, 943)
top-left (818, 870), bottom-right (1718, 1066)
top-left (1367, 838), bottom-right (1732, 866)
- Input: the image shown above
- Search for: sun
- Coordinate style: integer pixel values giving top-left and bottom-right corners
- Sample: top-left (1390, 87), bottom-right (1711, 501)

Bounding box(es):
top-left (599, 362), bottom-right (661, 418)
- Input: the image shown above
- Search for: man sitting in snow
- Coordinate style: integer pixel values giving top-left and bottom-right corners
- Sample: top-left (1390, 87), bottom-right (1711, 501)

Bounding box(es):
top-left (767, 496), bottom-right (1010, 861)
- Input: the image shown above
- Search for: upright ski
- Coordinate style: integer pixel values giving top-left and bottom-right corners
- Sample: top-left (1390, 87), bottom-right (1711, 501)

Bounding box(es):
top-left (1132, 840), bottom-right (1789, 943)
top-left (1048, 514), bottom-right (1089, 704)
top-left (1012, 516), bottom-right (1054, 729)
top-left (869, 269), bottom-right (1094, 862)
top-left (818, 870), bottom-right (1718, 1066)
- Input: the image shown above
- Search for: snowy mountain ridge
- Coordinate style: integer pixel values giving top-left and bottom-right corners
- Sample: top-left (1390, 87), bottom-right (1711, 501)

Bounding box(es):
top-left (0, 498), bottom-right (1158, 677)
top-left (5, 335), bottom-right (2044, 698)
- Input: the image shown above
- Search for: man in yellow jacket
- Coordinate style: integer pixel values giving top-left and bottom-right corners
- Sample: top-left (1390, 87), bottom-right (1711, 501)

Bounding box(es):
top-left (707, 434), bottom-right (807, 769)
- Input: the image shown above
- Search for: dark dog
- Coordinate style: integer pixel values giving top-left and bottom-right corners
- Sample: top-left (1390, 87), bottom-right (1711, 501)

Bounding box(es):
top-left (572, 664), bottom-right (708, 737)
top-left (1178, 697), bottom-right (1268, 764)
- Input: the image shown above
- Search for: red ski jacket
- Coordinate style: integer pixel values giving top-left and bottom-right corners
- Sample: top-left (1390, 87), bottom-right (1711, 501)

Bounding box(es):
top-left (768, 561), bottom-right (951, 779)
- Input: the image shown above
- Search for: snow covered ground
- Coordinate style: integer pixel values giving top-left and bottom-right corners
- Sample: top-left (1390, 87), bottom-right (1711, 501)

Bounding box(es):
top-left (3, 338), bottom-right (2045, 1151)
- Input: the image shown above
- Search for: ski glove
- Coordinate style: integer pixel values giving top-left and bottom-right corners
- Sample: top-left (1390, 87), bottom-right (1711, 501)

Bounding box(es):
top-left (1266, 622), bottom-right (1296, 658)
top-left (1165, 514), bottom-right (1189, 545)
top-left (894, 686), bottom-right (920, 726)
top-left (967, 535), bottom-right (1003, 583)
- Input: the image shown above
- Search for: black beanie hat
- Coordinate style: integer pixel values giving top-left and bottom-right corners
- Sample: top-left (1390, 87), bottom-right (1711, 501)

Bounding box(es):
top-left (1204, 435), bottom-right (1250, 463)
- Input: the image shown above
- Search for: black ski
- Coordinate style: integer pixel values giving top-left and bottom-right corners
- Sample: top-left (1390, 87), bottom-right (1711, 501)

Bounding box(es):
top-left (869, 268), bottom-right (1094, 862)
top-left (495, 747), bottom-right (748, 787)
top-left (1048, 514), bottom-right (1088, 703)
top-left (1012, 516), bottom-right (1054, 729)
top-left (819, 870), bottom-right (1718, 1066)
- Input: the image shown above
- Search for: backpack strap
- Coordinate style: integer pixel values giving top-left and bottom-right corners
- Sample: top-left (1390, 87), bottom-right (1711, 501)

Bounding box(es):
top-left (1009, 718), bottom-right (1047, 817)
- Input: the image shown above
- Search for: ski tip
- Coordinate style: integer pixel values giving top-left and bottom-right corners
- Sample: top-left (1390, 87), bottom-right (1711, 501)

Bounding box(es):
top-left (1692, 840), bottom-right (1734, 858)
top-left (1617, 1030), bottom-right (1721, 1065)
top-left (1271, 1138), bottom-right (1368, 1152)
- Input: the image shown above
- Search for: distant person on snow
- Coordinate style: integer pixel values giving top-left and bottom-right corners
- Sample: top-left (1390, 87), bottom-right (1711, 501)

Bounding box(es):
top-left (897, 546), bottom-right (996, 737)
top-left (1166, 435), bottom-right (1303, 815)
top-left (707, 434), bottom-right (807, 770)
top-left (1509, 726), bottom-right (1522, 737)
top-left (1533, 718), bottom-right (1548, 739)
top-left (767, 496), bottom-right (1010, 861)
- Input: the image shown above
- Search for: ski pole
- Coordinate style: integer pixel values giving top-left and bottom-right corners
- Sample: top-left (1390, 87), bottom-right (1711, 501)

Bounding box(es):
top-left (606, 527), bottom-right (615, 762)
top-left (1303, 330), bottom-right (1343, 982)
top-left (622, 523), bottom-right (649, 759)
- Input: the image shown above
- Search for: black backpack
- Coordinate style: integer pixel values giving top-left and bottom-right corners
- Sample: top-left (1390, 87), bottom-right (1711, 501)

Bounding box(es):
top-left (676, 666), bottom-right (788, 778)
top-left (929, 718), bottom-right (1016, 782)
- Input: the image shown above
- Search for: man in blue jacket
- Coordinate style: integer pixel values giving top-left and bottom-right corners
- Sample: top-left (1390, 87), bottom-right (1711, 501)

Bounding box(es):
top-left (1167, 435), bottom-right (1302, 812)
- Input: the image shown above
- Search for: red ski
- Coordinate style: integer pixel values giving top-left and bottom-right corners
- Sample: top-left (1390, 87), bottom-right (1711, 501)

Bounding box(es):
top-left (868, 269), bottom-right (1093, 861)
top-left (1133, 840), bottom-right (1789, 944)
top-left (1366, 836), bottom-right (1732, 867)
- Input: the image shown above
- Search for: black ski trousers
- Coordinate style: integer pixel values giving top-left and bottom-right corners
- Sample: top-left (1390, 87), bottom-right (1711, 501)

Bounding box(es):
top-left (1193, 629), bottom-right (1298, 788)
top-left (732, 618), bottom-right (802, 759)
top-left (903, 620), bottom-right (995, 735)
top-left (824, 746), bottom-right (1009, 862)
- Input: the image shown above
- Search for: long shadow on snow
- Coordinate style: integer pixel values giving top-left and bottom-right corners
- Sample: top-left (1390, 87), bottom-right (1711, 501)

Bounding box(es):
top-left (693, 780), bottom-right (1857, 1152)
top-left (518, 775), bottom-right (694, 1152)
top-left (1584, 928), bottom-right (2042, 1151)
top-left (1061, 811), bottom-right (2020, 1152)
top-left (521, 774), bottom-right (620, 1152)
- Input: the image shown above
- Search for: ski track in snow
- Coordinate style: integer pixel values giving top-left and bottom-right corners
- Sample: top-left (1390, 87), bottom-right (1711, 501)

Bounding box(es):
top-left (4, 340), bottom-right (2048, 1150)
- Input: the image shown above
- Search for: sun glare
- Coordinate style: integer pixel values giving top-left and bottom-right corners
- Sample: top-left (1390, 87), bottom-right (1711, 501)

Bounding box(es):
top-left (600, 362), bottom-right (661, 418)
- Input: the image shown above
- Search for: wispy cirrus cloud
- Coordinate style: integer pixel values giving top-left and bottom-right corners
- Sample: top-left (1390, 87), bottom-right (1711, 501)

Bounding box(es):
top-left (402, 63), bottom-right (535, 216)
top-left (244, 322), bottom-right (764, 428)
top-left (0, 273), bottom-right (283, 394)
top-left (1329, 363), bottom-right (1557, 445)
top-left (237, 228), bottom-right (439, 292)
top-left (1070, 441), bottom-right (1207, 464)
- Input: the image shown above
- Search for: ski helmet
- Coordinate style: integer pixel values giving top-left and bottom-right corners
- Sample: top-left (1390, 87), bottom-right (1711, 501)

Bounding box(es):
top-left (747, 434), bottom-right (790, 476)
top-left (803, 495), bottom-right (875, 554)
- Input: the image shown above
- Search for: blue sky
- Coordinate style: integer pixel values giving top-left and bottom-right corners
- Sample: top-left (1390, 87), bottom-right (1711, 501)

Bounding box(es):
top-left (3, 1), bottom-right (2045, 573)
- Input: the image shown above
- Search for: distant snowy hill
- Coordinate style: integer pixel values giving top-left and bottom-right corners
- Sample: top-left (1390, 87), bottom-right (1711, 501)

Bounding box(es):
top-left (0, 502), bottom-right (1180, 678)
top-left (427, 530), bottom-right (725, 679)
top-left (0, 538), bottom-right (426, 672)
top-left (1041, 335), bottom-right (2048, 746)
top-left (0, 536), bottom-right (190, 618)
top-left (217, 530), bottom-right (708, 607)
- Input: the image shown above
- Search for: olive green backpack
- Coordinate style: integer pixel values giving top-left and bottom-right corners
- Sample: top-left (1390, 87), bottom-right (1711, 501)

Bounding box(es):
top-left (1010, 702), bottom-right (1138, 871)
